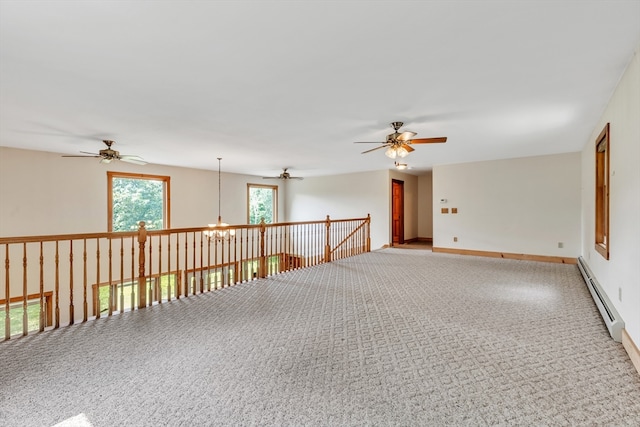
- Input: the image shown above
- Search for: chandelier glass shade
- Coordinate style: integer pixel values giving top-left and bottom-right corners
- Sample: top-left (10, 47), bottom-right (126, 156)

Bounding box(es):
top-left (207, 216), bottom-right (235, 240)
top-left (385, 145), bottom-right (409, 159)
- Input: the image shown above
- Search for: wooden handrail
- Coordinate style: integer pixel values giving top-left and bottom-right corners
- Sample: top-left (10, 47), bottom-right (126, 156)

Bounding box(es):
top-left (0, 217), bottom-right (372, 244)
top-left (0, 232), bottom-right (136, 244)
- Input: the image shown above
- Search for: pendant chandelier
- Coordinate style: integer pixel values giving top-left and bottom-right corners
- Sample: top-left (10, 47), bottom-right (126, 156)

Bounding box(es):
top-left (206, 157), bottom-right (235, 241)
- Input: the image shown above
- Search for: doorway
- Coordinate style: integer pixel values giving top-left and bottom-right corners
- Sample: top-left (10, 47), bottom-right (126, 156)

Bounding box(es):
top-left (392, 179), bottom-right (404, 245)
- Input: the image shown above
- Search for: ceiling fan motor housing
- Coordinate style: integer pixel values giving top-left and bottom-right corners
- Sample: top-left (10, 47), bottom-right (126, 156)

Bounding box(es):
top-left (99, 148), bottom-right (119, 159)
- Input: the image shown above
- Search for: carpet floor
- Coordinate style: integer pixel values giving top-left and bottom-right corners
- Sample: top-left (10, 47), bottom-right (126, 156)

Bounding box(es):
top-left (1, 249), bottom-right (639, 426)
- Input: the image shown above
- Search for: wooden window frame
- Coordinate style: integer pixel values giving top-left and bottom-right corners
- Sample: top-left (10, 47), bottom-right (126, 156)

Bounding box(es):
top-left (107, 171), bottom-right (171, 232)
top-left (247, 183), bottom-right (278, 224)
top-left (595, 123), bottom-right (610, 260)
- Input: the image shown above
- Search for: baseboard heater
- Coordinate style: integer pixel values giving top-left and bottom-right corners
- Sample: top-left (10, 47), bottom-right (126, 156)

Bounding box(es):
top-left (577, 256), bottom-right (624, 342)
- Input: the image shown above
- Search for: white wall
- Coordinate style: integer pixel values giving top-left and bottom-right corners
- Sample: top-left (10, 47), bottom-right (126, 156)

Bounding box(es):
top-left (0, 146), bottom-right (391, 249)
top-left (433, 152), bottom-right (582, 256)
top-left (285, 169), bottom-right (421, 249)
top-left (0, 147), bottom-right (284, 236)
top-left (580, 44), bottom-right (640, 347)
top-left (418, 171), bottom-right (433, 239)
top-left (286, 170), bottom-right (391, 249)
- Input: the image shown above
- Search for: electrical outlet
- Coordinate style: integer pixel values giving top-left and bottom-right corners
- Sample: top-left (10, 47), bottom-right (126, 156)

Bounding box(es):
top-left (453, 237), bottom-right (458, 242)
top-left (558, 242), bottom-right (563, 248)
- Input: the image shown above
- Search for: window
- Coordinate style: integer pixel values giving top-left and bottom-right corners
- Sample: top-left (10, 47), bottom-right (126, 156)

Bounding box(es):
top-left (241, 255), bottom-right (281, 279)
top-left (595, 123), bottom-right (610, 260)
top-left (93, 273), bottom-right (178, 315)
top-left (108, 172), bottom-right (170, 232)
top-left (185, 265), bottom-right (236, 290)
top-left (0, 292), bottom-right (53, 335)
top-left (247, 184), bottom-right (277, 224)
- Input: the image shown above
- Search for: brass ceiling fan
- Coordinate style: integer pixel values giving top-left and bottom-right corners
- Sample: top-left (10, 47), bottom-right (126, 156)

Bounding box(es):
top-left (62, 140), bottom-right (147, 165)
top-left (355, 121), bottom-right (447, 159)
top-left (262, 168), bottom-right (303, 180)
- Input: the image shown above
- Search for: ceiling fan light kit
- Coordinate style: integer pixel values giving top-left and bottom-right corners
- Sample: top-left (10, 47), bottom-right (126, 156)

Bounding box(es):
top-left (385, 146), bottom-right (409, 159)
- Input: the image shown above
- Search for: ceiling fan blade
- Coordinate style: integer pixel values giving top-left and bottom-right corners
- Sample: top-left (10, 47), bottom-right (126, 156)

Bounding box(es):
top-left (408, 137), bottom-right (447, 144)
top-left (354, 141), bottom-right (386, 144)
top-left (400, 144), bottom-right (415, 152)
top-left (119, 155), bottom-right (148, 165)
top-left (262, 176), bottom-right (303, 180)
top-left (396, 131), bottom-right (417, 141)
top-left (62, 155), bottom-right (101, 158)
top-left (61, 140), bottom-right (146, 165)
top-left (361, 144), bottom-right (390, 154)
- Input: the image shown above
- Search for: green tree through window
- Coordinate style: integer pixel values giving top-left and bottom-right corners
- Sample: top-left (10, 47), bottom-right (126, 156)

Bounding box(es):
top-left (248, 184), bottom-right (277, 224)
top-left (108, 172), bottom-right (170, 231)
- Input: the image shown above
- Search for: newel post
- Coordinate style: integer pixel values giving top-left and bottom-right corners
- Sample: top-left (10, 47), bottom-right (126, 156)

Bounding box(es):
top-left (137, 221), bottom-right (147, 308)
top-left (366, 213), bottom-right (371, 252)
top-left (259, 218), bottom-right (267, 278)
top-left (324, 215), bottom-right (331, 263)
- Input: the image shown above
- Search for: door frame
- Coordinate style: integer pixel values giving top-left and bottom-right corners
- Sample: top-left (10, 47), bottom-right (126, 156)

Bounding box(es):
top-left (392, 179), bottom-right (404, 245)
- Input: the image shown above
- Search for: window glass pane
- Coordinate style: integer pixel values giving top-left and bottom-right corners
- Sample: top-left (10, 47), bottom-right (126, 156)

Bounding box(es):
top-left (0, 301), bottom-right (41, 335)
top-left (187, 267), bottom-right (234, 289)
top-left (112, 177), bottom-right (164, 231)
top-left (248, 186), bottom-right (276, 224)
top-left (94, 273), bottom-right (177, 315)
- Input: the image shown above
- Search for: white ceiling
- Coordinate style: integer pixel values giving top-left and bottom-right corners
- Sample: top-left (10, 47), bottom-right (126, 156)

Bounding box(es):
top-left (1, 1), bottom-right (639, 177)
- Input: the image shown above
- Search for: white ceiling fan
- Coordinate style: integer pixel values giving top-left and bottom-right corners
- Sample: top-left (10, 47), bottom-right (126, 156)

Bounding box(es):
top-left (62, 140), bottom-right (147, 165)
top-left (262, 168), bottom-right (303, 180)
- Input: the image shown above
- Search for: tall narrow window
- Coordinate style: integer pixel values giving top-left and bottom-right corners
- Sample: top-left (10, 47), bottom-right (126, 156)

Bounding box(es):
top-left (595, 123), bottom-right (609, 259)
top-left (247, 184), bottom-right (277, 224)
top-left (108, 172), bottom-right (170, 232)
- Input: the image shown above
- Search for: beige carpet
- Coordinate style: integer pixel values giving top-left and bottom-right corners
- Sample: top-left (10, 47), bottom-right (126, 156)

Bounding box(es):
top-left (1, 249), bottom-right (639, 426)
